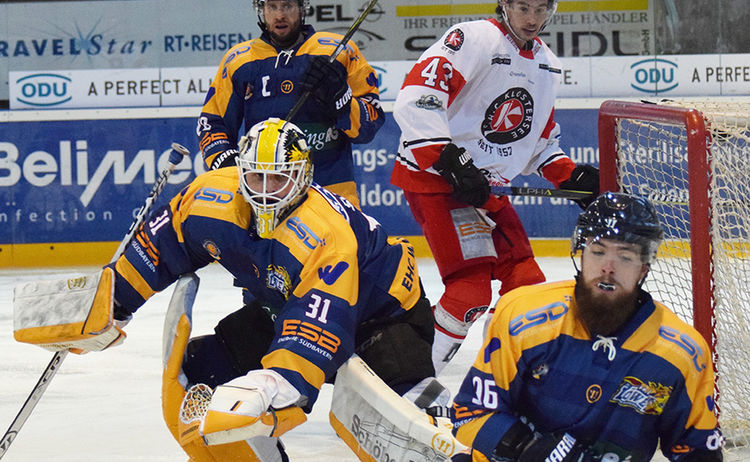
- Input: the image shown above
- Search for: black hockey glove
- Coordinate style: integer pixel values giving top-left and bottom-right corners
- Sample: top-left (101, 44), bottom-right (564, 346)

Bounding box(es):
top-left (209, 148), bottom-right (240, 170)
top-left (300, 56), bottom-right (352, 121)
top-left (559, 164), bottom-right (600, 209)
top-left (432, 143), bottom-right (490, 208)
top-left (517, 432), bottom-right (592, 462)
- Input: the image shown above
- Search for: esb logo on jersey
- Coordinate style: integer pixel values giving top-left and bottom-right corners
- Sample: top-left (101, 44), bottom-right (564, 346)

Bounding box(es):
top-left (443, 28), bottom-right (464, 51)
top-left (481, 87), bottom-right (534, 144)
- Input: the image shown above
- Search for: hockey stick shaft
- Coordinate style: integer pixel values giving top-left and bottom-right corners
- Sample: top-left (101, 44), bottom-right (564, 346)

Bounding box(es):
top-left (491, 185), bottom-right (594, 201)
top-left (0, 143), bottom-right (190, 461)
top-left (285, 0), bottom-right (379, 122)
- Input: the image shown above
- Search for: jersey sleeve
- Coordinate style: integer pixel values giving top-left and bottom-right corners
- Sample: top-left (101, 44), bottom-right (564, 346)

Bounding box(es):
top-left (261, 244), bottom-right (361, 412)
top-left (523, 109), bottom-right (573, 184)
top-left (111, 170), bottom-right (248, 317)
top-left (450, 294), bottom-right (528, 459)
top-left (656, 321), bottom-right (724, 459)
top-left (337, 40), bottom-right (385, 144)
top-left (393, 25), bottom-right (482, 170)
top-left (197, 44), bottom-right (248, 170)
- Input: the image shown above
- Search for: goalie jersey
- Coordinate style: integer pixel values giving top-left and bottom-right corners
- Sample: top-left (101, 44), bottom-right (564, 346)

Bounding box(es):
top-left (199, 24), bottom-right (384, 190)
top-left (451, 280), bottom-right (723, 461)
top-left (392, 18), bottom-right (573, 193)
top-left (110, 168), bottom-right (421, 410)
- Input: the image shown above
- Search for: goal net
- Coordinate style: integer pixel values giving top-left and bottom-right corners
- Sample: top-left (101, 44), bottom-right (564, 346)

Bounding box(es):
top-left (598, 100), bottom-right (750, 452)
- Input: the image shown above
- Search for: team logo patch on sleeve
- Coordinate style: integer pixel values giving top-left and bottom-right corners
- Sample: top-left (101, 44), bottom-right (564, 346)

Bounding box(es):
top-left (443, 28), bottom-right (464, 51)
top-left (610, 376), bottom-right (672, 415)
top-left (267, 264), bottom-right (292, 299)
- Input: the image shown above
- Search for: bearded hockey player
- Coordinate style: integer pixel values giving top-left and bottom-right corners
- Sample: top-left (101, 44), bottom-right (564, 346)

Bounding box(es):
top-left (451, 192), bottom-right (724, 461)
top-left (197, 0), bottom-right (384, 208)
top-left (390, 0), bottom-right (600, 375)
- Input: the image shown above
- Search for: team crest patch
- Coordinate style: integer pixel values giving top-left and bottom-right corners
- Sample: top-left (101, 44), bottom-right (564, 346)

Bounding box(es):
top-left (482, 87), bottom-right (534, 144)
top-left (416, 94), bottom-right (443, 110)
top-left (266, 264), bottom-right (292, 299)
top-left (610, 376), bottom-right (672, 415)
top-left (443, 28), bottom-right (464, 51)
top-left (203, 240), bottom-right (221, 260)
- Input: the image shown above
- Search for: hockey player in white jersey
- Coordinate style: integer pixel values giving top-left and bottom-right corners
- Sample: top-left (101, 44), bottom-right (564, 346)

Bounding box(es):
top-left (391, 0), bottom-right (600, 374)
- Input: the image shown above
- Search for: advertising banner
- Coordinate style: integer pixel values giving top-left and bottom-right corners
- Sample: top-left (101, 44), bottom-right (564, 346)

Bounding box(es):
top-left (9, 54), bottom-right (750, 109)
top-left (3, 0), bottom-right (750, 104)
top-left (0, 108), bottom-right (597, 247)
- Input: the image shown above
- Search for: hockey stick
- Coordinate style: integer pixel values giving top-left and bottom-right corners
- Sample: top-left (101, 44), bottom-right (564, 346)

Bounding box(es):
top-left (0, 143), bottom-right (191, 460)
top-left (285, 0), bottom-right (379, 122)
top-left (490, 185), bottom-right (594, 201)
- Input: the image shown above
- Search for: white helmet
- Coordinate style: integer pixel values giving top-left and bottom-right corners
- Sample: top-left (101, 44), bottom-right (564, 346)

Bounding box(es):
top-left (236, 118), bottom-right (313, 238)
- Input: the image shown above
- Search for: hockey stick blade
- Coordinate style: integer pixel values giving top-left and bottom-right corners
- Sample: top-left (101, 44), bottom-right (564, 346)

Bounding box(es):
top-left (490, 185), bottom-right (594, 201)
top-left (0, 143), bottom-right (191, 460)
top-left (285, 0), bottom-right (379, 122)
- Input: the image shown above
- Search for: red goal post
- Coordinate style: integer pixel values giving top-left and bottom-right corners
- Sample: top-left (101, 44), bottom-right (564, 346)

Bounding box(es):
top-left (598, 99), bottom-right (750, 450)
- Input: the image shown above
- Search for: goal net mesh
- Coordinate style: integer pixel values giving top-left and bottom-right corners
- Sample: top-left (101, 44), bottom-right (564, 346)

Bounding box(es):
top-left (609, 100), bottom-right (750, 450)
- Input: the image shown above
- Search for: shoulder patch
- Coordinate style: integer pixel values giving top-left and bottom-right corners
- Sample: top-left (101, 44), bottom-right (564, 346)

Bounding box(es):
top-left (443, 28), bottom-right (464, 51)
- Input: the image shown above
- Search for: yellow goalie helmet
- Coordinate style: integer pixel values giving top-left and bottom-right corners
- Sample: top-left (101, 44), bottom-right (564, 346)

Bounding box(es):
top-left (236, 118), bottom-right (313, 238)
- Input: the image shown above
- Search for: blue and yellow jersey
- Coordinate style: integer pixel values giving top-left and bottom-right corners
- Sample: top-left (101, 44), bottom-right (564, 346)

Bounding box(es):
top-left (111, 168), bottom-right (420, 411)
top-left (451, 280), bottom-right (722, 461)
top-left (198, 25), bottom-right (384, 201)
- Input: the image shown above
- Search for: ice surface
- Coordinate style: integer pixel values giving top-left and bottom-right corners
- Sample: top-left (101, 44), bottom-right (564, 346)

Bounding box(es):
top-left (0, 258), bottom-right (738, 461)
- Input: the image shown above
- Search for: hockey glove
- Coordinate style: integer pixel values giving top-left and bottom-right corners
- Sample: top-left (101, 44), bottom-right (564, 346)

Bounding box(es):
top-left (559, 164), bottom-right (600, 209)
top-left (209, 148), bottom-right (240, 170)
top-left (517, 432), bottom-right (592, 462)
top-left (300, 55), bottom-right (352, 122)
top-left (432, 143), bottom-right (490, 208)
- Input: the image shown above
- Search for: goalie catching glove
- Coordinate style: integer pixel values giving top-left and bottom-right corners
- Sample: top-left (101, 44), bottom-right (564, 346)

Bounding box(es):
top-left (13, 267), bottom-right (126, 354)
top-left (197, 369), bottom-right (307, 445)
top-left (433, 143), bottom-right (490, 208)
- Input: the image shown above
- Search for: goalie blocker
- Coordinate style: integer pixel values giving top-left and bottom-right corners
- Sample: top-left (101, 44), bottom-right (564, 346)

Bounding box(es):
top-left (13, 267), bottom-right (125, 354)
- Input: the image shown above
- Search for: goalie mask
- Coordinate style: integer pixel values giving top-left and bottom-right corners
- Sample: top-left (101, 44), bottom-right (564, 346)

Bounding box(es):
top-left (571, 192), bottom-right (664, 265)
top-left (237, 118), bottom-right (313, 238)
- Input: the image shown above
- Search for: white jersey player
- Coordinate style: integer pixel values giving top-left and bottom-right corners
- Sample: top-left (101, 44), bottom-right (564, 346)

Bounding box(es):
top-left (391, 0), bottom-right (600, 374)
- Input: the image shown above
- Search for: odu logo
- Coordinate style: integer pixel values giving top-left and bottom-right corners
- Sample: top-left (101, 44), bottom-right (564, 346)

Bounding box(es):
top-left (630, 58), bottom-right (678, 93)
top-left (15, 73), bottom-right (72, 107)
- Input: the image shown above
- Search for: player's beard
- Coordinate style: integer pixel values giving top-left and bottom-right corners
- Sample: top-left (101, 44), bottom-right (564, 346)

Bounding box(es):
top-left (574, 278), bottom-right (640, 337)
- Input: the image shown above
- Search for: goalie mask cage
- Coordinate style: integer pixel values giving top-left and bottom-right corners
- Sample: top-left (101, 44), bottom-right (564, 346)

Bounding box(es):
top-left (598, 100), bottom-right (750, 451)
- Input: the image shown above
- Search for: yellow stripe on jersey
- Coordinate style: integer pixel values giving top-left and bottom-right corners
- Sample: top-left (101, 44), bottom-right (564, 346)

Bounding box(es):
top-left (115, 255), bottom-right (156, 301)
top-left (621, 302), bottom-right (717, 430)
top-left (170, 169), bottom-right (252, 230)
top-left (262, 349), bottom-right (327, 390)
top-left (386, 236), bottom-right (421, 311)
top-left (277, 190), bottom-right (361, 306)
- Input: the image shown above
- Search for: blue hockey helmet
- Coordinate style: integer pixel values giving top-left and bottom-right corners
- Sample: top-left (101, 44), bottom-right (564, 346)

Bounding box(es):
top-left (572, 192), bottom-right (664, 264)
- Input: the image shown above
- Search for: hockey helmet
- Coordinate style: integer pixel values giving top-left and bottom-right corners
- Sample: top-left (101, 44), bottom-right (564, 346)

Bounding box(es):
top-left (236, 118), bottom-right (313, 238)
top-left (571, 192), bottom-right (664, 264)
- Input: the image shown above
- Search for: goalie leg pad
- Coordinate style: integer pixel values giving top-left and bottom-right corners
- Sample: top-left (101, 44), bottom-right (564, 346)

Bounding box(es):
top-left (330, 356), bottom-right (467, 462)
